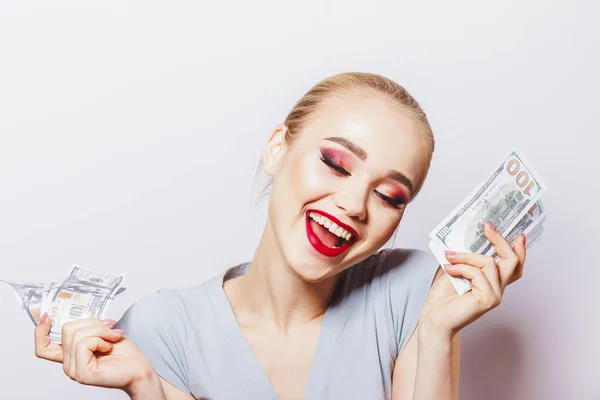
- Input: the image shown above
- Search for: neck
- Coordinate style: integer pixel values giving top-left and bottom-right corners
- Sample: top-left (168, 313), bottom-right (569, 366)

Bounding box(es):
top-left (225, 220), bottom-right (341, 334)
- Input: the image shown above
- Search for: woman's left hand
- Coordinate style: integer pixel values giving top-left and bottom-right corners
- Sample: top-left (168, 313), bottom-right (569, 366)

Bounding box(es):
top-left (420, 222), bottom-right (527, 337)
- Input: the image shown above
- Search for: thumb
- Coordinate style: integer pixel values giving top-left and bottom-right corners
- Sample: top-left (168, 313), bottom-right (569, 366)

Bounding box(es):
top-left (34, 313), bottom-right (63, 362)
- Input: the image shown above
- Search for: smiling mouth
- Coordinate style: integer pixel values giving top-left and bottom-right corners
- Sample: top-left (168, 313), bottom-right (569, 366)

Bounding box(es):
top-left (308, 211), bottom-right (354, 246)
top-left (305, 210), bottom-right (358, 257)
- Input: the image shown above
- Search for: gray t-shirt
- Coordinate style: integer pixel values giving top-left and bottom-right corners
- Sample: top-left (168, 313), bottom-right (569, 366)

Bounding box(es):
top-left (115, 248), bottom-right (439, 399)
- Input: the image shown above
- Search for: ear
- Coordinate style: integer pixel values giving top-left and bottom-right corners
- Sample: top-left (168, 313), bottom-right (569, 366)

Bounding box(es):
top-left (262, 124), bottom-right (288, 176)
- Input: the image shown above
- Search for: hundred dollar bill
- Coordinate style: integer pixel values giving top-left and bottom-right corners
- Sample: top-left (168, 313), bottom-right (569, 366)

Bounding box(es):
top-left (1, 280), bottom-right (127, 326)
top-left (428, 241), bottom-right (472, 295)
top-left (39, 281), bottom-right (128, 318)
top-left (526, 223), bottom-right (544, 246)
top-left (430, 149), bottom-right (547, 255)
top-left (429, 211), bottom-right (546, 296)
top-left (528, 215), bottom-right (545, 236)
top-left (526, 234), bottom-right (544, 248)
top-left (488, 200), bottom-right (546, 258)
top-left (429, 200), bottom-right (547, 295)
top-left (429, 214), bottom-right (546, 296)
top-left (48, 265), bottom-right (125, 343)
top-left (0, 281), bottom-right (45, 324)
top-left (41, 281), bottom-right (58, 319)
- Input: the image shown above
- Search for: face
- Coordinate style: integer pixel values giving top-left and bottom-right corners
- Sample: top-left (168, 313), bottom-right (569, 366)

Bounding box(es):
top-left (262, 93), bottom-right (429, 282)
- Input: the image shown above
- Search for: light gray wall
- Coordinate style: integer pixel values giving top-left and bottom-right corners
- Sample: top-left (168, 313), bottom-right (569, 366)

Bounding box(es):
top-left (0, 1), bottom-right (597, 399)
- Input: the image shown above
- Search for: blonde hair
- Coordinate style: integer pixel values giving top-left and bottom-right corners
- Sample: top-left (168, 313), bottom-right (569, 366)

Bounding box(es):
top-left (257, 72), bottom-right (435, 200)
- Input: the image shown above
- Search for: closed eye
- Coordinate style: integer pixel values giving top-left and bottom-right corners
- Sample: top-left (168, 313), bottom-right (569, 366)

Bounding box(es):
top-left (320, 153), bottom-right (351, 176)
top-left (375, 190), bottom-right (406, 209)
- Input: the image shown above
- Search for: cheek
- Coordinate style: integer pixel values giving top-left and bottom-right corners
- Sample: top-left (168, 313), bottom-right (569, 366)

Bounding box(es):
top-left (366, 208), bottom-right (404, 247)
top-left (285, 152), bottom-right (328, 201)
top-left (268, 151), bottom-right (327, 227)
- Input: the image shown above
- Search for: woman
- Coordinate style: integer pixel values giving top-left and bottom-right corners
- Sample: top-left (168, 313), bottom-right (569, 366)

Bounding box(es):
top-left (33, 72), bottom-right (526, 400)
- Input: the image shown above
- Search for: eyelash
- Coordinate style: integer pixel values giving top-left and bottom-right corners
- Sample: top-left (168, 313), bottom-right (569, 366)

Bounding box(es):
top-left (320, 153), bottom-right (406, 210)
top-left (320, 154), bottom-right (350, 176)
top-left (374, 191), bottom-right (405, 209)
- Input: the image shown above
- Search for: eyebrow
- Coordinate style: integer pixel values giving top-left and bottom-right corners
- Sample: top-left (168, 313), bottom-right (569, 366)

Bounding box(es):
top-left (323, 136), bottom-right (415, 197)
top-left (387, 171), bottom-right (414, 198)
top-left (324, 136), bottom-right (367, 160)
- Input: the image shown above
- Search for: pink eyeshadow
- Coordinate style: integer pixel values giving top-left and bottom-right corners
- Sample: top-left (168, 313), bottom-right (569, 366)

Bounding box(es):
top-left (386, 187), bottom-right (409, 203)
top-left (321, 148), bottom-right (350, 169)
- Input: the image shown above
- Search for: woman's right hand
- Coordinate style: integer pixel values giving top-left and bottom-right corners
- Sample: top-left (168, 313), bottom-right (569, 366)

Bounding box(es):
top-left (34, 314), bottom-right (160, 396)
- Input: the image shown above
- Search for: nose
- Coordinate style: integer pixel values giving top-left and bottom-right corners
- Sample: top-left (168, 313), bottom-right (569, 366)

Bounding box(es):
top-left (332, 188), bottom-right (368, 222)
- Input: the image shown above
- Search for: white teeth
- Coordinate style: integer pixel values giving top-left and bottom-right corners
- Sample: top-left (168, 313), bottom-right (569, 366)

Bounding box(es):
top-left (308, 212), bottom-right (354, 241)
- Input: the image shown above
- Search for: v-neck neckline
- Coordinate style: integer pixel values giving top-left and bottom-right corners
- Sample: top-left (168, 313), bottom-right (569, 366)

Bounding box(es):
top-left (209, 262), bottom-right (355, 399)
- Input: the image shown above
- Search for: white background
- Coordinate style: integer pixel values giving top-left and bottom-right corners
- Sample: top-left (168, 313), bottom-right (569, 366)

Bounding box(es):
top-left (0, 1), bottom-right (598, 399)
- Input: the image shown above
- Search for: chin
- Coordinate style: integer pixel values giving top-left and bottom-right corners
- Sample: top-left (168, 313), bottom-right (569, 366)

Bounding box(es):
top-left (282, 240), bottom-right (359, 283)
top-left (289, 262), bottom-right (340, 283)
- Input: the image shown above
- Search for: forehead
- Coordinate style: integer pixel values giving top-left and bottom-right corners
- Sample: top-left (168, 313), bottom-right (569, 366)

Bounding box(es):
top-left (298, 94), bottom-right (428, 180)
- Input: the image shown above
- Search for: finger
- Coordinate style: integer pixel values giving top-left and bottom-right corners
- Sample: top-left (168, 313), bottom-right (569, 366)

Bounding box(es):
top-left (445, 251), bottom-right (496, 269)
top-left (62, 318), bottom-right (117, 343)
top-left (484, 222), bottom-right (516, 261)
top-left (34, 313), bottom-right (63, 362)
top-left (62, 318), bottom-right (116, 375)
top-left (509, 234), bottom-right (527, 284)
top-left (68, 325), bottom-right (124, 377)
top-left (70, 324), bottom-right (124, 347)
top-left (484, 222), bottom-right (521, 288)
top-left (445, 251), bottom-right (502, 298)
top-left (73, 337), bottom-right (114, 384)
top-left (444, 263), bottom-right (500, 308)
top-left (34, 313), bottom-right (52, 353)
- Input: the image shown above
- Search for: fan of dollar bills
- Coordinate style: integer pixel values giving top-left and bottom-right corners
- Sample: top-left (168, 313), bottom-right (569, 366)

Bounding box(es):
top-left (428, 149), bottom-right (547, 295)
top-left (1, 265), bottom-right (126, 344)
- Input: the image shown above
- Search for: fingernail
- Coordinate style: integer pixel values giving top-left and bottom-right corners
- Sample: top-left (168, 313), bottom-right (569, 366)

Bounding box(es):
top-left (39, 313), bottom-right (48, 325)
top-left (522, 234), bottom-right (526, 245)
top-left (103, 319), bottom-right (117, 327)
top-left (112, 329), bottom-right (125, 335)
top-left (443, 264), bottom-right (454, 269)
top-left (444, 250), bottom-right (457, 256)
top-left (487, 222), bottom-right (497, 232)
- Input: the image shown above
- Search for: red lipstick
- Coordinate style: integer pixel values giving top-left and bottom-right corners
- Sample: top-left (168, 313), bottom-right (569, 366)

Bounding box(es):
top-left (305, 209), bottom-right (358, 258)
